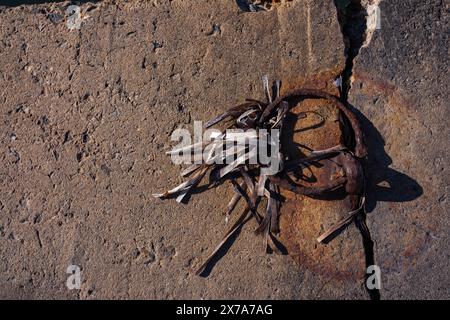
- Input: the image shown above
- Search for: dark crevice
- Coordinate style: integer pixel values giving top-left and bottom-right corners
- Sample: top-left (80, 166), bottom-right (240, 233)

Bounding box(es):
top-left (334, 0), bottom-right (368, 102)
top-left (334, 0), bottom-right (380, 301)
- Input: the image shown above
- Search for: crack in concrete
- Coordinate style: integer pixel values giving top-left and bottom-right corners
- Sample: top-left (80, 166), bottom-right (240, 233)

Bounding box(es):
top-left (333, 0), bottom-right (382, 301)
top-left (334, 0), bottom-right (382, 101)
top-left (334, 0), bottom-right (366, 101)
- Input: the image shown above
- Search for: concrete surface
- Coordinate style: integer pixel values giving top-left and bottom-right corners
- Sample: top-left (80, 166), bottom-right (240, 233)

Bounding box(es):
top-left (348, 0), bottom-right (449, 299)
top-left (0, 0), bottom-right (448, 299)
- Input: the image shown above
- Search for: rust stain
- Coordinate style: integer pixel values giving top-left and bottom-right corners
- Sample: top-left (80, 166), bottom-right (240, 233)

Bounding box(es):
top-left (276, 70), bottom-right (435, 281)
top-left (350, 71), bottom-right (431, 275)
top-left (276, 72), bottom-right (366, 281)
top-left (280, 196), bottom-right (366, 281)
top-left (352, 71), bottom-right (418, 111)
top-left (282, 67), bottom-right (342, 95)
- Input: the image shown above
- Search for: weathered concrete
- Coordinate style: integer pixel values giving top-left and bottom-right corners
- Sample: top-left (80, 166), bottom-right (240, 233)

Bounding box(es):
top-left (348, 0), bottom-right (449, 299)
top-left (0, 0), bottom-right (447, 300)
top-left (0, 0), bottom-right (350, 299)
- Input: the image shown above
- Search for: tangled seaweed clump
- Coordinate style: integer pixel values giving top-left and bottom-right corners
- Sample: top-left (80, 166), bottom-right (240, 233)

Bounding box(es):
top-left (154, 77), bottom-right (371, 275)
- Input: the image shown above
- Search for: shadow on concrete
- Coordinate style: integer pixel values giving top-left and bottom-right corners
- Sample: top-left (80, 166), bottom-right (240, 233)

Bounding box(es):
top-left (350, 104), bottom-right (424, 212)
top-left (350, 103), bottom-right (423, 300)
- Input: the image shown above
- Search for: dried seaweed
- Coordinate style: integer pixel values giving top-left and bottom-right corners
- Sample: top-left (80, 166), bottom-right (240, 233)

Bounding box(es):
top-left (154, 77), bottom-right (369, 276)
